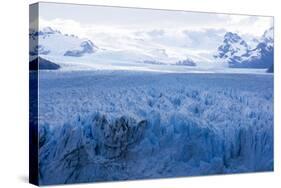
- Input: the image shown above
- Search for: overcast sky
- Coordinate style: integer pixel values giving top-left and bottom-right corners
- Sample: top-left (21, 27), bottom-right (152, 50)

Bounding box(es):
top-left (31, 2), bottom-right (274, 61)
top-left (37, 2), bottom-right (273, 37)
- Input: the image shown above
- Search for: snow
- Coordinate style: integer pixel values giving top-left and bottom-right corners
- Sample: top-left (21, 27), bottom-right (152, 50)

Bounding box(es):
top-left (36, 70), bottom-right (273, 185)
top-left (30, 26), bottom-right (273, 185)
top-left (29, 28), bottom-right (98, 57)
top-left (214, 28), bottom-right (273, 69)
top-left (37, 54), bottom-right (270, 74)
top-left (30, 26), bottom-right (273, 72)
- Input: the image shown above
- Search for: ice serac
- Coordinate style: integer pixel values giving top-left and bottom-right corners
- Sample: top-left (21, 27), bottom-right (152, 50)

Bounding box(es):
top-left (39, 110), bottom-right (273, 184)
top-left (214, 27), bottom-right (273, 69)
top-left (38, 72), bottom-right (273, 184)
top-left (39, 114), bottom-right (148, 184)
top-left (29, 27), bottom-right (98, 57)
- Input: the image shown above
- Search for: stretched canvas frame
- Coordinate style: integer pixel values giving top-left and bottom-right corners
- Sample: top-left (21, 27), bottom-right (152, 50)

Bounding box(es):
top-left (29, 2), bottom-right (274, 186)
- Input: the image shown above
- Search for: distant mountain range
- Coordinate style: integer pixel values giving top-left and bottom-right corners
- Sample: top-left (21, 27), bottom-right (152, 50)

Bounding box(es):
top-left (29, 27), bottom-right (98, 57)
top-left (175, 58), bottom-right (196, 66)
top-left (214, 27), bottom-right (273, 70)
top-left (29, 26), bottom-right (273, 72)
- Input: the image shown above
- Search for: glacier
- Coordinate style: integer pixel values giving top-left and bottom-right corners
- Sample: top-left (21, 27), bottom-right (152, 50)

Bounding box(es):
top-left (36, 70), bottom-right (273, 185)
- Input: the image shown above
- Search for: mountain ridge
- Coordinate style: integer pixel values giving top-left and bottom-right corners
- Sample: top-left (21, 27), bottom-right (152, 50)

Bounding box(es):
top-left (29, 27), bottom-right (98, 57)
top-left (214, 27), bottom-right (273, 69)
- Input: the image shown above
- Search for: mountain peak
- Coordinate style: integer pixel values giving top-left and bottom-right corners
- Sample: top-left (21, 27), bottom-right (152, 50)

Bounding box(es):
top-left (223, 32), bottom-right (244, 44)
top-left (214, 29), bottom-right (273, 69)
top-left (64, 40), bottom-right (98, 57)
top-left (214, 32), bottom-right (248, 60)
top-left (260, 27), bottom-right (273, 49)
top-left (29, 26), bottom-right (98, 57)
top-left (42, 27), bottom-right (56, 34)
top-left (262, 27), bottom-right (273, 40)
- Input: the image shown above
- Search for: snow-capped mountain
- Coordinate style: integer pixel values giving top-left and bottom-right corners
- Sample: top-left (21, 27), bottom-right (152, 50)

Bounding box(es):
top-left (29, 26), bottom-right (201, 71)
top-left (254, 27), bottom-right (274, 69)
top-left (214, 32), bottom-right (249, 61)
top-left (29, 26), bottom-right (273, 73)
top-left (214, 27), bottom-right (273, 69)
top-left (29, 27), bottom-right (98, 57)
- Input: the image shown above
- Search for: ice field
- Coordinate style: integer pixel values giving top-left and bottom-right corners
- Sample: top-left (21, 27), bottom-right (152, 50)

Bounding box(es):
top-left (36, 70), bottom-right (273, 185)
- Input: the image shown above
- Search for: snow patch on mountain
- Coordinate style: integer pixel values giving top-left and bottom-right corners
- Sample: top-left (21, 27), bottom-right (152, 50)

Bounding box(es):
top-left (64, 40), bottom-right (97, 57)
top-left (29, 27), bottom-right (98, 57)
top-left (214, 27), bottom-right (273, 69)
top-left (29, 26), bottom-right (273, 73)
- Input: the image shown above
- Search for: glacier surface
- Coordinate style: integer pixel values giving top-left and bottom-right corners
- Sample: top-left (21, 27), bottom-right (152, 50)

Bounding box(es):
top-left (36, 71), bottom-right (273, 185)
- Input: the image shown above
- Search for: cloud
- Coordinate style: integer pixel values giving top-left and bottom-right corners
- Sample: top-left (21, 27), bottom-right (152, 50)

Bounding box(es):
top-left (37, 4), bottom-right (273, 63)
top-left (223, 15), bottom-right (273, 36)
top-left (39, 17), bottom-right (89, 38)
top-left (39, 12), bottom-right (272, 39)
top-left (38, 14), bottom-right (272, 57)
top-left (182, 28), bottom-right (226, 50)
top-left (38, 2), bottom-right (273, 36)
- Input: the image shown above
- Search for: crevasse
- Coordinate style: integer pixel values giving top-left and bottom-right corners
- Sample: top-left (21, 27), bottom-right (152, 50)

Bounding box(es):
top-left (39, 111), bottom-right (273, 184)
